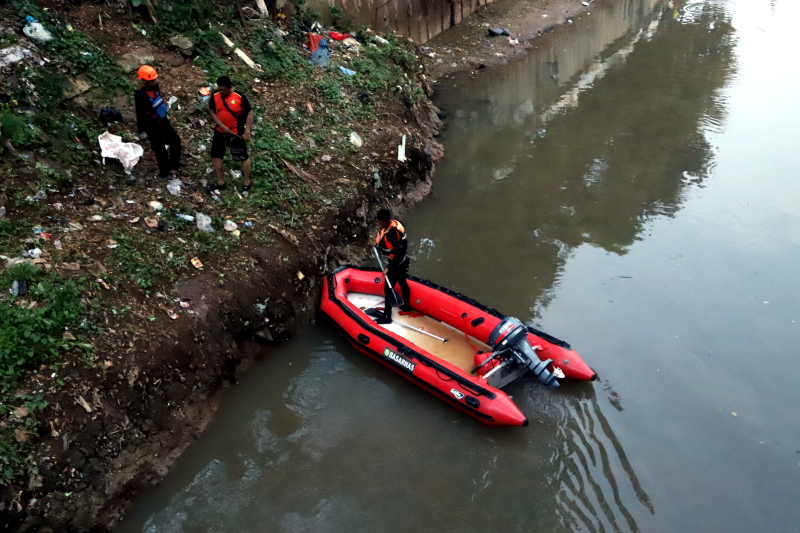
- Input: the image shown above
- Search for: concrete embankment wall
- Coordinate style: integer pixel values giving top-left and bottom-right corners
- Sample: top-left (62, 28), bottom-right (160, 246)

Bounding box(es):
top-left (302, 0), bottom-right (497, 44)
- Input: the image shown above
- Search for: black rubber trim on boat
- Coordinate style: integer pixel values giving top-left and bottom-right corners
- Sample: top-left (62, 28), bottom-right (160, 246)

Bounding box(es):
top-left (334, 265), bottom-right (572, 350)
top-left (522, 418), bottom-right (529, 427)
top-left (327, 273), bottom-right (497, 401)
top-left (325, 317), bottom-right (495, 423)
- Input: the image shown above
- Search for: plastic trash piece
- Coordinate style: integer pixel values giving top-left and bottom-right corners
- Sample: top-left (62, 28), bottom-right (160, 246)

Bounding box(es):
top-left (350, 132), bottom-right (362, 147)
top-left (27, 248), bottom-right (42, 259)
top-left (23, 21), bottom-right (53, 43)
top-left (191, 257), bottom-right (203, 268)
top-left (308, 33), bottom-right (323, 52)
top-left (374, 170), bottom-right (382, 189)
top-left (10, 279), bottom-right (28, 297)
top-left (196, 213), bottom-right (214, 233)
top-left (53, 239), bottom-right (62, 250)
top-left (176, 213), bottom-right (195, 221)
top-left (488, 28), bottom-right (510, 37)
top-left (329, 31), bottom-right (349, 41)
top-left (508, 38), bottom-right (519, 46)
top-left (167, 96), bottom-right (178, 109)
top-left (339, 66), bottom-right (356, 76)
top-left (0, 206), bottom-right (5, 218)
top-left (147, 201), bottom-right (163, 211)
top-left (98, 131), bottom-right (144, 173)
top-left (223, 220), bottom-right (238, 232)
top-left (0, 46), bottom-right (33, 68)
top-left (253, 302), bottom-right (268, 315)
top-left (166, 179), bottom-right (182, 196)
top-left (230, 169), bottom-right (242, 180)
top-left (375, 36), bottom-right (389, 45)
top-left (322, 154), bottom-right (332, 162)
top-left (398, 134), bottom-right (407, 162)
top-left (98, 107), bottom-right (124, 123)
top-left (309, 39), bottom-right (331, 68)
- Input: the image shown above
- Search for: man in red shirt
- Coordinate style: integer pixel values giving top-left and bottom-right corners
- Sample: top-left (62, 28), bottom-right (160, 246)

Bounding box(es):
top-left (208, 76), bottom-right (254, 195)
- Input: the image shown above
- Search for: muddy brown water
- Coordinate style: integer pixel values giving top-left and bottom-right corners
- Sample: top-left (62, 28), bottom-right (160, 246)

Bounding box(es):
top-left (117, 1), bottom-right (800, 531)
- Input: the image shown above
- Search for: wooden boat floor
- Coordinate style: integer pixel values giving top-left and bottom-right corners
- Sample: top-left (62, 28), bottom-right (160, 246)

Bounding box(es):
top-left (346, 292), bottom-right (489, 374)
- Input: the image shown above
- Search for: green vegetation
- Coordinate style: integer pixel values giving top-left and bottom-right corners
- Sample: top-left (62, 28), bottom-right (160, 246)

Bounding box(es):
top-left (0, 264), bottom-right (83, 392)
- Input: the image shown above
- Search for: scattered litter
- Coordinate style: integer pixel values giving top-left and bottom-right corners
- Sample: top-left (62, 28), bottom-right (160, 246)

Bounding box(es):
top-left (27, 248), bottom-right (42, 259)
top-left (98, 131), bottom-right (144, 173)
top-left (98, 106), bottom-right (124, 123)
top-left (10, 279), bottom-right (28, 297)
top-left (145, 217), bottom-right (158, 228)
top-left (509, 38), bottom-right (519, 46)
top-left (398, 134), bottom-right (407, 162)
top-left (253, 300), bottom-right (268, 315)
top-left (191, 257), bottom-right (203, 269)
top-left (68, 222), bottom-right (83, 231)
top-left (230, 169), bottom-right (242, 180)
top-left (0, 46), bottom-right (32, 68)
top-left (196, 213), bottom-right (213, 233)
top-left (75, 395), bottom-right (92, 413)
top-left (147, 201), bottom-right (163, 211)
top-left (223, 220), bottom-right (238, 232)
top-left (23, 20), bottom-right (53, 43)
top-left (198, 144), bottom-right (207, 152)
top-left (177, 237), bottom-right (186, 244)
top-left (105, 239), bottom-right (118, 249)
top-left (167, 310), bottom-right (178, 320)
top-left (96, 279), bottom-right (109, 289)
top-left (167, 96), bottom-right (178, 108)
top-left (375, 36), bottom-right (389, 45)
top-left (0, 206), bottom-right (5, 218)
top-left (329, 31), bottom-right (349, 41)
top-left (166, 179), bottom-right (182, 196)
top-left (488, 28), bottom-right (510, 37)
top-left (176, 213), bottom-right (195, 221)
top-left (309, 38), bottom-right (331, 68)
top-left (350, 131), bottom-right (362, 148)
top-left (89, 215), bottom-right (102, 221)
top-left (297, 271), bottom-right (305, 280)
top-left (374, 169), bottom-right (382, 188)
top-left (308, 33), bottom-right (323, 52)
top-left (179, 301), bottom-right (190, 308)
top-left (322, 154), bottom-right (332, 162)
top-left (231, 229), bottom-right (240, 237)
top-left (53, 239), bottom-right (63, 250)
top-left (339, 66), bottom-right (356, 76)
top-left (130, 217), bottom-right (140, 224)
top-left (198, 87), bottom-right (211, 101)
top-left (244, 221), bottom-right (253, 227)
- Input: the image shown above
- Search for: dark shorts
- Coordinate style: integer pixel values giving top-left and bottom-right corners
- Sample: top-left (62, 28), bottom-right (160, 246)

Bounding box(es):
top-left (210, 130), bottom-right (249, 161)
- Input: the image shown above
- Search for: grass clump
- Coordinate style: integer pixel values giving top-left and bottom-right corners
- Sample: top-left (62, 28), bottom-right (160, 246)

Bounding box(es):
top-left (0, 264), bottom-right (82, 393)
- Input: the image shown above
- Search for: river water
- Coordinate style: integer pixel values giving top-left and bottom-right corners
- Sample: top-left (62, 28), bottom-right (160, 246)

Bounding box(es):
top-left (117, 1), bottom-right (800, 531)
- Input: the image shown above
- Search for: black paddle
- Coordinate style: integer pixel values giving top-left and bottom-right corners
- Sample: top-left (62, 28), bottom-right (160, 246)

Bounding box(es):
top-left (373, 247), bottom-right (404, 308)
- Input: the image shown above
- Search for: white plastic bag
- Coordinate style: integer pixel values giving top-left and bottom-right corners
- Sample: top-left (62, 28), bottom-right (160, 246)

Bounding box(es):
top-left (23, 22), bottom-right (53, 43)
top-left (166, 179), bottom-right (182, 196)
top-left (196, 213), bottom-right (214, 233)
top-left (223, 220), bottom-right (238, 232)
top-left (350, 132), bottom-right (362, 148)
top-left (98, 131), bottom-right (144, 173)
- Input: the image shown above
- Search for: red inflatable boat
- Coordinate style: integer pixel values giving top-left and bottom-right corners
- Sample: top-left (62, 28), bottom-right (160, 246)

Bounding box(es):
top-left (321, 266), bottom-right (596, 426)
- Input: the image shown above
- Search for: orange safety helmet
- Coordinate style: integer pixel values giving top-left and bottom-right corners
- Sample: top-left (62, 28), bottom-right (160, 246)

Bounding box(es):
top-left (137, 65), bottom-right (158, 81)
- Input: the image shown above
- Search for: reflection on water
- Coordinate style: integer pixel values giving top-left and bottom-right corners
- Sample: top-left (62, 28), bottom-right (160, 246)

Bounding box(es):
top-left (413, 0), bottom-right (735, 320)
top-left (114, 0), bottom-right (800, 531)
top-left (136, 334), bottom-right (651, 533)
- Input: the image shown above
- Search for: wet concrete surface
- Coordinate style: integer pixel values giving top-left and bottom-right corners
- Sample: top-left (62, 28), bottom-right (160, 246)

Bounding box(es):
top-left (116, 1), bottom-right (800, 531)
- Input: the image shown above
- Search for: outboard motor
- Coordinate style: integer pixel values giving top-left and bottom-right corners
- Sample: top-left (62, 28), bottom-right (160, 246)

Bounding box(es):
top-left (484, 317), bottom-right (560, 388)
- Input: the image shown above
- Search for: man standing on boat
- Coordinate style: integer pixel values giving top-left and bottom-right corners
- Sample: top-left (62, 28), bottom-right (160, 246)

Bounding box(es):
top-left (375, 208), bottom-right (412, 323)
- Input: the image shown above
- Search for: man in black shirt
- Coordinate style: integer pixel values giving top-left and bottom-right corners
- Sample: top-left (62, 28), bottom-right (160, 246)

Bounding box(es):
top-left (375, 208), bottom-right (412, 323)
top-left (133, 65), bottom-right (183, 178)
